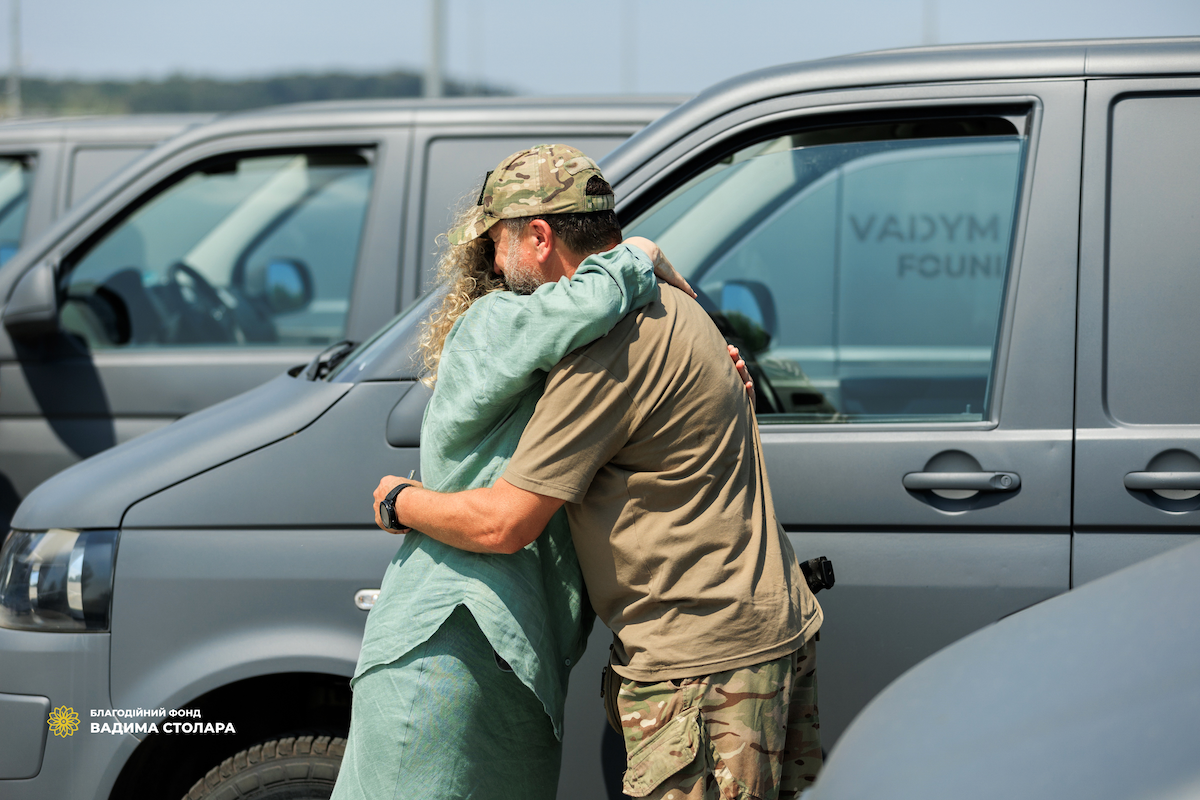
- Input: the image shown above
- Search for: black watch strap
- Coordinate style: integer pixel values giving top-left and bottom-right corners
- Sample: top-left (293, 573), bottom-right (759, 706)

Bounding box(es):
top-left (385, 482), bottom-right (412, 504)
top-left (380, 482), bottom-right (413, 529)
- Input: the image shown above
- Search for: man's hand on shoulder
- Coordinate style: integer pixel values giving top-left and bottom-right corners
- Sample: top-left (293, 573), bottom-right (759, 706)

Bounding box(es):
top-left (623, 236), bottom-right (696, 299)
top-left (728, 345), bottom-right (757, 411)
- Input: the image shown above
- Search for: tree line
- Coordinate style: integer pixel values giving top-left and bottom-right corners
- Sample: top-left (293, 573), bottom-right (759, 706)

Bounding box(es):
top-left (4, 71), bottom-right (506, 115)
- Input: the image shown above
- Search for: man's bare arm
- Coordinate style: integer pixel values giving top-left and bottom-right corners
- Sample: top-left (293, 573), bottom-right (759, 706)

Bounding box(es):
top-left (371, 345), bottom-right (752, 551)
top-left (371, 313), bottom-right (753, 551)
top-left (373, 476), bottom-right (564, 554)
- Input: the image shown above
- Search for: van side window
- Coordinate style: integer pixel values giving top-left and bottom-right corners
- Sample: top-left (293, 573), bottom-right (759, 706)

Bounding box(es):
top-left (626, 118), bottom-right (1027, 423)
top-left (1104, 95), bottom-right (1200, 425)
top-left (420, 136), bottom-right (628, 290)
top-left (59, 149), bottom-right (374, 349)
top-left (0, 155), bottom-right (34, 265)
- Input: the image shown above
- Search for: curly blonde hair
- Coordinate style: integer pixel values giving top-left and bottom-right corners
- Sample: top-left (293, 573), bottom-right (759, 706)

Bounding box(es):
top-left (417, 208), bottom-right (506, 385)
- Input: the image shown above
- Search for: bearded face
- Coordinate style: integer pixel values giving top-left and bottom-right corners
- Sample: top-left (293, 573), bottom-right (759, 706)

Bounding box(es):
top-left (503, 230), bottom-right (546, 295)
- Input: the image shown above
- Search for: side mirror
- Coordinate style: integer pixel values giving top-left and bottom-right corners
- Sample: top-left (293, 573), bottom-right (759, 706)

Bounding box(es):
top-left (3, 259), bottom-right (59, 338)
top-left (719, 279), bottom-right (776, 354)
top-left (246, 258), bottom-right (314, 315)
top-left (720, 280), bottom-right (776, 338)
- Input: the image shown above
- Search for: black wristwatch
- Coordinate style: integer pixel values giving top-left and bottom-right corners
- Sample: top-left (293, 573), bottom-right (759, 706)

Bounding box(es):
top-left (379, 483), bottom-right (413, 530)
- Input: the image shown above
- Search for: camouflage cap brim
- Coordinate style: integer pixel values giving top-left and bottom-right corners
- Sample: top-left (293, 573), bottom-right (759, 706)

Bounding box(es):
top-left (447, 206), bottom-right (494, 245)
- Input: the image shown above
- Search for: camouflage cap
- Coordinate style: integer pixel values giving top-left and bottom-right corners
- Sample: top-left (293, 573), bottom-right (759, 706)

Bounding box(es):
top-left (448, 143), bottom-right (614, 245)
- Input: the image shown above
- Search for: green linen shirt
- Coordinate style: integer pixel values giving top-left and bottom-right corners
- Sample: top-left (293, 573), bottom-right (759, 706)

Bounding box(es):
top-left (353, 244), bottom-right (659, 738)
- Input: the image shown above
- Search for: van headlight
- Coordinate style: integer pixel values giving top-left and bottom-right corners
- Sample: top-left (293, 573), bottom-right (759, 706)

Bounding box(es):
top-left (0, 529), bottom-right (118, 632)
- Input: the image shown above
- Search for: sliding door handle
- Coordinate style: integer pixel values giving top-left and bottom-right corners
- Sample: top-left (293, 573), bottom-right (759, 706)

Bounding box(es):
top-left (903, 471), bottom-right (1020, 492)
top-left (1124, 472), bottom-right (1200, 491)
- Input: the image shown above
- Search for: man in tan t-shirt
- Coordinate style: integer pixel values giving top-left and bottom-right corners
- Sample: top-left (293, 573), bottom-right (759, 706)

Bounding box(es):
top-left (377, 156), bottom-right (824, 799)
top-left (503, 284), bottom-right (821, 680)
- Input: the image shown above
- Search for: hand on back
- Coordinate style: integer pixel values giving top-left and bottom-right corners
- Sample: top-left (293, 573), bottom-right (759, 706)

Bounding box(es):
top-left (623, 236), bottom-right (696, 299)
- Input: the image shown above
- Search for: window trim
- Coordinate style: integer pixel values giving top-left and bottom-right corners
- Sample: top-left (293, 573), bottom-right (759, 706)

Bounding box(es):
top-left (1100, 89), bottom-right (1200, 427)
top-left (617, 96), bottom-right (1045, 431)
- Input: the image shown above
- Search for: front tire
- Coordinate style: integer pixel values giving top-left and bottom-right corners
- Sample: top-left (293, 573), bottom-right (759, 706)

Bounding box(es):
top-left (182, 735), bottom-right (345, 800)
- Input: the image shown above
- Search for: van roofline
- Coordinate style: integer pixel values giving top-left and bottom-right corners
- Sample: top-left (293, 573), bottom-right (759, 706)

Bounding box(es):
top-left (0, 113), bottom-right (216, 131)
top-left (226, 94), bottom-right (688, 116)
top-left (0, 97), bottom-right (686, 149)
top-left (115, 95), bottom-right (685, 168)
top-left (0, 113), bottom-right (217, 146)
top-left (706, 35), bottom-right (1200, 103)
top-left (192, 94), bottom-right (686, 132)
top-left (601, 36), bottom-right (1200, 183)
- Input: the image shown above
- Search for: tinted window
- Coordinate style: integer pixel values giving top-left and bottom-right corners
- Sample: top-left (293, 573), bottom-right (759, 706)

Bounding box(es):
top-left (60, 150), bottom-right (374, 349)
top-left (421, 136), bottom-right (627, 288)
top-left (0, 155), bottom-right (33, 265)
top-left (1105, 95), bottom-right (1200, 425)
top-left (627, 123), bottom-right (1025, 423)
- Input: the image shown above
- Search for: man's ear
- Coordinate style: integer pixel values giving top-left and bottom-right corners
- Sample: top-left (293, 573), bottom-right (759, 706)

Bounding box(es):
top-left (527, 218), bottom-right (554, 263)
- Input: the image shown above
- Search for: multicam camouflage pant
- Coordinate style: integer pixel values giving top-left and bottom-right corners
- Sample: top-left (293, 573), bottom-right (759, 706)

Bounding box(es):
top-left (615, 640), bottom-right (820, 800)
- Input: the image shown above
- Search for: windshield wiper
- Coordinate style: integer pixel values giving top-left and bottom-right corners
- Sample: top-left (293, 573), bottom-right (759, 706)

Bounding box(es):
top-left (302, 339), bottom-right (358, 381)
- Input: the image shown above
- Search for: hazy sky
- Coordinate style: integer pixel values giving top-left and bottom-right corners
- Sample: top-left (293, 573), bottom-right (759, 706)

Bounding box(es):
top-left (13, 0), bottom-right (1200, 95)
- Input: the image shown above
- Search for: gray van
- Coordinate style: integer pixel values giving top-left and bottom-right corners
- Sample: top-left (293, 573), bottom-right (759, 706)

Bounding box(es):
top-left (0, 98), bottom-right (678, 528)
top-left (0, 114), bottom-right (209, 265)
top-left (4, 36), bottom-right (1200, 800)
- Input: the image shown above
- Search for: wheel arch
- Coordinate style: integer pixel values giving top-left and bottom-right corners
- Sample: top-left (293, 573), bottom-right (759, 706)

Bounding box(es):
top-left (108, 670), bottom-right (353, 800)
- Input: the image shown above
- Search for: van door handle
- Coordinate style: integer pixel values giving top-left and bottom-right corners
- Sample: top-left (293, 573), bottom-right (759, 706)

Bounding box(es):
top-left (903, 471), bottom-right (1020, 492)
top-left (1123, 472), bottom-right (1200, 491)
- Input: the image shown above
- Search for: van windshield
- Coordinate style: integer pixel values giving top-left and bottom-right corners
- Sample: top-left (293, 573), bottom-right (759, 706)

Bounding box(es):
top-left (327, 291), bottom-right (441, 383)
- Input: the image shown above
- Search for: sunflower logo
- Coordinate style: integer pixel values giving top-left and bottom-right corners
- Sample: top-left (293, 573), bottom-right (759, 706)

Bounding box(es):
top-left (47, 706), bottom-right (80, 737)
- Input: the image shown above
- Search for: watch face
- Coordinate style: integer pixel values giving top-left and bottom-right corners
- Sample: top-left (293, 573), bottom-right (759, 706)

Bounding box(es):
top-left (379, 500), bottom-right (394, 528)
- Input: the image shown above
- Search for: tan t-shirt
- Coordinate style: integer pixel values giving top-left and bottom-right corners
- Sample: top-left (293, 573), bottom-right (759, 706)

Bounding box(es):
top-left (504, 282), bottom-right (823, 681)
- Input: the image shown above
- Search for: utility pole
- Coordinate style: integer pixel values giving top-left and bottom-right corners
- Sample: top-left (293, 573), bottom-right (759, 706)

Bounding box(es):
top-left (620, 0), bottom-right (637, 94)
top-left (921, 0), bottom-right (939, 46)
top-left (425, 0), bottom-right (444, 98)
top-left (6, 0), bottom-right (19, 118)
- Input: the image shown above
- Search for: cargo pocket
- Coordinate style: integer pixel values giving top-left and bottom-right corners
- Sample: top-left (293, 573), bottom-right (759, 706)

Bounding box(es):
top-left (621, 706), bottom-right (702, 798)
